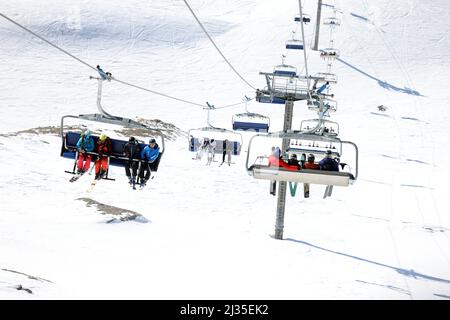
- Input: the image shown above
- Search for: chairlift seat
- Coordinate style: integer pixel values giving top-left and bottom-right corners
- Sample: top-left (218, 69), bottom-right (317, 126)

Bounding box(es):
top-left (256, 93), bottom-right (286, 104)
top-left (320, 48), bottom-right (340, 59)
top-left (313, 72), bottom-right (338, 83)
top-left (286, 40), bottom-right (304, 50)
top-left (249, 165), bottom-right (354, 186)
top-left (273, 64), bottom-right (297, 77)
top-left (233, 121), bottom-right (269, 132)
top-left (61, 131), bottom-right (162, 171)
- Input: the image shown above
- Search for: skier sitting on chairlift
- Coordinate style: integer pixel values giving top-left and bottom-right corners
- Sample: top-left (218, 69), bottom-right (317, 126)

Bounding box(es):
top-left (139, 138), bottom-right (160, 187)
top-left (288, 154), bottom-right (301, 170)
top-left (304, 154), bottom-right (320, 170)
top-left (95, 133), bottom-right (112, 179)
top-left (319, 150), bottom-right (339, 171)
top-left (75, 129), bottom-right (95, 174)
top-left (206, 139), bottom-right (216, 164)
top-left (123, 136), bottom-right (141, 185)
top-left (268, 147), bottom-right (299, 171)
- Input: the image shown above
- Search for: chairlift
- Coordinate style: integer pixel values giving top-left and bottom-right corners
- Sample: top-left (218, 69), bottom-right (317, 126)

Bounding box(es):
top-left (188, 102), bottom-right (243, 156)
top-left (273, 62), bottom-right (297, 77)
top-left (232, 96), bottom-right (270, 133)
top-left (295, 14), bottom-right (311, 24)
top-left (307, 98), bottom-right (337, 113)
top-left (286, 39), bottom-right (304, 50)
top-left (300, 118), bottom-right (339, 136)
top-left (246, 131), bottom-right (358, 187)
top-left (320, 48), bottom-right (340, 60)
top-left (324, 17), bottom-right (341, 26)
top-left (312, 72), bottom-right (338, 84)
top-left (60, 73), bottom-right (165, 179)
top-left (285, 31), bottom-right (304, 50)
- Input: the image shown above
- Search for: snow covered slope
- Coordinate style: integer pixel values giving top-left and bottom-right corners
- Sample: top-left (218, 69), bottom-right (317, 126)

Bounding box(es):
top-left (0, 0), bottom-right (450, 299)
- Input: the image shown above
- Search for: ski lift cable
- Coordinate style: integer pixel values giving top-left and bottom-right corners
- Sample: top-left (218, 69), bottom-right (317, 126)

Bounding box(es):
top-left (181, 0), bottom-right (256, 91)
top-left (0, 11), bottom-right (248, 110)
top-left (0, 12), bottom-right (97, 73)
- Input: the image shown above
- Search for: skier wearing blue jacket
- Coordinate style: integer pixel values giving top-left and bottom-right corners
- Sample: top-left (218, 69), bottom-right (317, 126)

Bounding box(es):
top-left (139, 138), bottom-right (160, 186)
top-left (319, 150), bottom-right (339, 171)
top-left (75, 129), bottom-right (95, 174)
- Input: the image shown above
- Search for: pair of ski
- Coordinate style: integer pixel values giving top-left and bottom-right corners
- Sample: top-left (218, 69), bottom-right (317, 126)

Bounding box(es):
top-left (130, 176), bottom-right (154, 190)
top-left (69, 164), bottom-right (95, 183)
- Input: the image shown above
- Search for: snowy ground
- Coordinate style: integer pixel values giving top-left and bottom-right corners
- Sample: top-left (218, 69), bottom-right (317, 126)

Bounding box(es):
top-left (0, 0), bottom-right (450, 299)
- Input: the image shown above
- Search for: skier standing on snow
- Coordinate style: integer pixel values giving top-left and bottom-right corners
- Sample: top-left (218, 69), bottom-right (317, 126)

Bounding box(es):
top-left (75, 129), bottom-right (95, 174)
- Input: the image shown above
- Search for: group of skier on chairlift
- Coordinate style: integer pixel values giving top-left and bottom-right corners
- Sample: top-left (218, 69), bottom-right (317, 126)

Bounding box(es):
top-left (75, 129), bottom-right (160, 188)
top-left (194, 137), bottom-right (233, 166)
top-left (268, 147), bottom-right (340, 172)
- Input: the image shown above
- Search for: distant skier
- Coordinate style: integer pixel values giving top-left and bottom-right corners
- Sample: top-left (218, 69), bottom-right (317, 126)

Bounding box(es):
top-left (139, 138), bottom-right (160, 187)
top-left (95, 133), bottom-right (112, 179)
top-left (123, 136), bottom-right (141, 185)
top-left (75, 129), bottom-right (95, 174)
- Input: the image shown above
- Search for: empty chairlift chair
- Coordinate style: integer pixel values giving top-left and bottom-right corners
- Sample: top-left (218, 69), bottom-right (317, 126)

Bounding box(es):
top-left (285, 31), bottom-right (304, 50)
top-left (232, 96), bottom-right (270, 133)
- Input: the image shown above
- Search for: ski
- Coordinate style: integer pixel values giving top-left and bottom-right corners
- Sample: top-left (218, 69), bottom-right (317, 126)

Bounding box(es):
top-left (69, 171), bottom-right (85, 183)
top-left (86, 178), bottom-right (100, 193)
top-left (304, 183), bottom-right (310, 198)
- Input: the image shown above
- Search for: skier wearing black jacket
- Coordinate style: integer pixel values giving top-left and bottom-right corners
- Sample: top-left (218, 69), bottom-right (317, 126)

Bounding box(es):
top-left (123, 136), bottom-right (141, 184)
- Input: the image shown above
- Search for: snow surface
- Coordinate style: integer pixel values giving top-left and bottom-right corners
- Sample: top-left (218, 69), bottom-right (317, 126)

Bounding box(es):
top-left (1, 0), bottom-right (450, 299)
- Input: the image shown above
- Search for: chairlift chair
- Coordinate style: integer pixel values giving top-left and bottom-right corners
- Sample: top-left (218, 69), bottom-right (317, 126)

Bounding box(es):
top-left (307, 98), bottom-right (337, 113)
top-left (286, 39), bottom-right (304, 50)
top-left (300, 118), bottom-right (339, 136)
top-left (232, 96), bottom-right (270, 132)
top-left (188, 103), bottom-right (243, 156)
top-left (60, 74), bottom-right (165, 179)
top-left (324, 17), bottom-right (341, 27)
top-left (295, 14), bottom-right (311, 24)
top-left (312, 72), bottom-right (338, 84)
top-left (285, 31), bottom-right (304, 50)
top-left (246, 131), bottom-right (358, 187)
top-left (320, 48), bottom-right (340, 60)
top-left (232, 113), bottom-right (270, 132)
